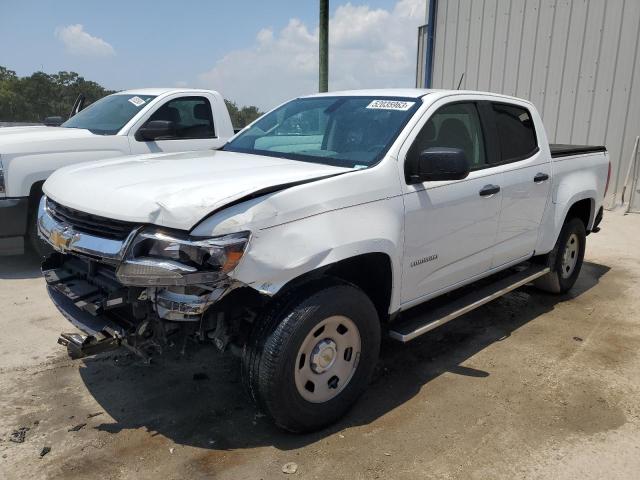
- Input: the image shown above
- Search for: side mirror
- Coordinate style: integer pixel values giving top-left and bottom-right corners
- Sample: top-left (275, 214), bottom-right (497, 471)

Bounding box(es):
top-left (409, 147), bottom-right (470, 183)
top-left (43, 116), bottom-right (64, 127)
top-left (136, 120), bottom-right (175, 141)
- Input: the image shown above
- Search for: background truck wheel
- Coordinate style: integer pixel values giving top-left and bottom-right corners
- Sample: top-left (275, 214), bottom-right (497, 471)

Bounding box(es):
top-left (242, 279), bottom-right (381, 433)
top-left (27, 206), bottom-right (53, 258)
top-left (534, 217), bottom-right (586, 294)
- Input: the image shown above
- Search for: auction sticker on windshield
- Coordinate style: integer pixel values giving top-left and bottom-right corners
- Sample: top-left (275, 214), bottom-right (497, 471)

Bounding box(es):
top-left (366, 100), bottom-right (415, 111)
top-left (128, 96), bottom-right (147, 107)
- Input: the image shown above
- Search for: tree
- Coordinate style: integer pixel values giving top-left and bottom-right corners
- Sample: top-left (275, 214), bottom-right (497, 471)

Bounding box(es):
top-left (0, 66), bottom-right (114, 122)
top-left (224, 99), bottom-right (262, 129)
top-left (0, 66), bottom-right (263, 127)
top-left (0, 67), bottom-right (21, 120)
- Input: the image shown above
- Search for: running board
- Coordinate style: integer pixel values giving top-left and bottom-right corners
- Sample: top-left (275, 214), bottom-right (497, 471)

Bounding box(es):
top-left (388, 265), bottom-right (550, 343)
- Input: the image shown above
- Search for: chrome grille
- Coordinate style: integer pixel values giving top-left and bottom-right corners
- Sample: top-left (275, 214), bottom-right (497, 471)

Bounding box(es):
top-left (47, 198), bottom-right (138, 241)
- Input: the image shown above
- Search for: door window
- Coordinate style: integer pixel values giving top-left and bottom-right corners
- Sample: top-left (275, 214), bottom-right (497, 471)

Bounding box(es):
top-left (492, 103), bottom-right (538, 162)
top-left (142, 96), bottom-right (215, 140)
top-left (408, 102), bottom-right (487, 173)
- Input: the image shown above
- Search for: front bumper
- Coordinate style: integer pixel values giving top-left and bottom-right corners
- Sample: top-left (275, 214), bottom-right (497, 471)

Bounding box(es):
top-left (43, 253), bottom-right (136, 356)
top-left (0, 197), bottom-right (29, 255)
top-left (43, 252), bottom-right (233, 359)
top-left (39, 197), bottom-right (233, 321)
top-left (39, 197), bottom-right (239, 359)
top-left (37, 196), bottom-right (135, 262)
top-left (49, 286), bottom-right (124, 359)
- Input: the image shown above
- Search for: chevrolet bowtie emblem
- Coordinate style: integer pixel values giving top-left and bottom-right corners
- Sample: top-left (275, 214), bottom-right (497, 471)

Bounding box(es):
top-left (50, 226), bottom-right (78, 252)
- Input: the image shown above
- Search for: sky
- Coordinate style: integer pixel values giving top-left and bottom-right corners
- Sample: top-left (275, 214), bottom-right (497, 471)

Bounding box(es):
top-left (0, 0), bottom-right (426, 110)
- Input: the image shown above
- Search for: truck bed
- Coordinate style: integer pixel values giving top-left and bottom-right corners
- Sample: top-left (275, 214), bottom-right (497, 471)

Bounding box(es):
top-left (550, 144), bottom-right (607, 158)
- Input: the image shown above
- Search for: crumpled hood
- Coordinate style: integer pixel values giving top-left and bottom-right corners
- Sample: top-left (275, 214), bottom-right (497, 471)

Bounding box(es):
top-left (44, 150), bottom-right (350, 231)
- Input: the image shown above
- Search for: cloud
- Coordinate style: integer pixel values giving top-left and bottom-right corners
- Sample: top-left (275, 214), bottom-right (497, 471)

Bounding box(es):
top-left (198, 0), bottom-right (424, 109)
top-left (55, 24), bottom-right (115, 57)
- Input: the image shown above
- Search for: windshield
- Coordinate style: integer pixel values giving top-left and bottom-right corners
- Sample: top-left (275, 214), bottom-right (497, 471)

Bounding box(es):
top-left (62, 94), bottom-right (157, 135)
top-left (223, 96), bottom-right (421, 168)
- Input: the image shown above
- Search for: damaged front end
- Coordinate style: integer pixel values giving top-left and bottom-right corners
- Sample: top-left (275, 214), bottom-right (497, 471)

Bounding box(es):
top-left (38, 197), bottom-right (257, 361)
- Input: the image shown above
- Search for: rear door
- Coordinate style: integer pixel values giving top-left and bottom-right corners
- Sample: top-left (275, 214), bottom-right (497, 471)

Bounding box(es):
top-left (129, 95), bottom-right (227, 154)
top-left (400, 99), bottom-right (503, 305)
top-left (488, 102), bottom-right (551, 268)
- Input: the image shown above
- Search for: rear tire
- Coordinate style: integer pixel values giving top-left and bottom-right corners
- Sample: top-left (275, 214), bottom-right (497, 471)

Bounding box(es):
top-left (534, 217), bottom-right (586, 294)
top-left (242, 279), bottom-right (380, 432)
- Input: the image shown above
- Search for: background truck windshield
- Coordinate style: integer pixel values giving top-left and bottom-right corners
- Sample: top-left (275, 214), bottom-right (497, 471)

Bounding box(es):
top-left (62, 94), bottom-right (156, 135)
top-left (223, 96), bottom-right (421, 168)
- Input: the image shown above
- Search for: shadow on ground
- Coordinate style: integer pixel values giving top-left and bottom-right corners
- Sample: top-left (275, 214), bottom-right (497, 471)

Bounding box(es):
top-left (74, 262), bottom-right (610, 451)
top-left (0, 250), bottom-right (43, 280)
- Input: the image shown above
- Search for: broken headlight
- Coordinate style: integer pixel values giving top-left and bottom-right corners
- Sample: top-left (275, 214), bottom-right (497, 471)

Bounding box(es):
top-left (116, 229), bottom-right (250, 286)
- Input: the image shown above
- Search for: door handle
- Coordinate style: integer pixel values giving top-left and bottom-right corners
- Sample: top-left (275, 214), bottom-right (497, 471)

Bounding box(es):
top-left (534, 172), bottom-right (549, 183)
top-left (479, 184), bottom-right (500, 197)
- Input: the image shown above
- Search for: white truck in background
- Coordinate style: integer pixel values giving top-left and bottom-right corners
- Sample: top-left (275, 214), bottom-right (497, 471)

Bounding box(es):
top-left (0, 88), bottom-right (235, 255)
top-left (38, 89), bottom-right (609, 432)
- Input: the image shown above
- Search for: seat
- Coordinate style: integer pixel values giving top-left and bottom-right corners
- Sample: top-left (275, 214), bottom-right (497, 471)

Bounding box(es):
top-left (193, 103), bottom-right (210, 121)
top-left (182, 102), bottom-right (214, 138)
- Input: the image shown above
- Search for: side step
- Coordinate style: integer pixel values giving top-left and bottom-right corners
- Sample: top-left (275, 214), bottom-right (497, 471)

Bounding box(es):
top-left (388, 265), bottom-right (550, 342)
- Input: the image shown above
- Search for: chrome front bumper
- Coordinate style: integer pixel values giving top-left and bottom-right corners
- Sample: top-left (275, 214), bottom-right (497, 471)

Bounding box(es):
top-left (37, 197), bottom-right (137, 262)
top-left (39, 197), bottom-right (233, 324)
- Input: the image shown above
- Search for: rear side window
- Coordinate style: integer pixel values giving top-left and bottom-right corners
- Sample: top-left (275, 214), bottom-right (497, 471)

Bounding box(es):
top-left (492, 103), bottom-right (538, 162)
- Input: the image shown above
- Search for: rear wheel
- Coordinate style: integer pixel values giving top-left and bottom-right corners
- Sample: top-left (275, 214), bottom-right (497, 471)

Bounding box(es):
top-left (534, 217), bottom-right (586, 294)
top-left (242, 280), bottom-right (380, 432)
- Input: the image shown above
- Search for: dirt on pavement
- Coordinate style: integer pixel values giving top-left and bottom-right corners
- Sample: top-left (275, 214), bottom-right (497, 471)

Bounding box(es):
top-left (0, 211), bottom-right (638, 480)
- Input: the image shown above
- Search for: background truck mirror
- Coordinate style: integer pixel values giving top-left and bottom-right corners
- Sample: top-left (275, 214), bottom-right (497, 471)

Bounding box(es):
top-left (43, 116), bottom-right (64, 127)
top-left (136, 120), bottom-right (176, 141)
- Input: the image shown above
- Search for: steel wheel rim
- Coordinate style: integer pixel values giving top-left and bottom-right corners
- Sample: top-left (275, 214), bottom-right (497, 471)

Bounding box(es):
top-left (561, 233), bottom-right (580, 279)
top-left (294, 315), bottom-right (361, 403)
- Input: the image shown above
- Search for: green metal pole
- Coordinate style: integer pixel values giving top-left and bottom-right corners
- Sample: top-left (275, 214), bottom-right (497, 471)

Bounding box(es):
top-left (319, 0), bottom-right (329, 92)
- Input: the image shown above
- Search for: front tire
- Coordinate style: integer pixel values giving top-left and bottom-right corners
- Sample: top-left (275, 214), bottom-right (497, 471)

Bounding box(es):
top-left (242, 280), bottom-right (380, 432)
top-left (27, 207), bottom-right (53, 258)
top-left (534, 217), bottom-right (586, 294)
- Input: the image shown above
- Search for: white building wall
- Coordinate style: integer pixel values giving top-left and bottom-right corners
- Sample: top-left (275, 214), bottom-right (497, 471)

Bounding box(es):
top-left (430, 0), bottom-right (640, 209)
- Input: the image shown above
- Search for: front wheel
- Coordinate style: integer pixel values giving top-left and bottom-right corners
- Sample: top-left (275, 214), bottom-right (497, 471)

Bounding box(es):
top-left (534, 217), bottom-right (586, 294)
top-left (242, 280), bottom-right (380, 432)
top-left (28, 207), bottom-right (53, 258)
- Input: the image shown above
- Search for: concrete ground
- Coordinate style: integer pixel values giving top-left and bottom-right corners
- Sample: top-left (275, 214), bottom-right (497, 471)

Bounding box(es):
top-left (0, 211), bottom-right (638, 480)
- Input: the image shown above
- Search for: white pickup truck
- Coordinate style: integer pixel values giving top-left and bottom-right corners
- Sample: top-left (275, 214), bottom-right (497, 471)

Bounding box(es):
top-left (0, 88), bottom-right (235, 255)
top-left (37, 89), bottom-right (609, 432)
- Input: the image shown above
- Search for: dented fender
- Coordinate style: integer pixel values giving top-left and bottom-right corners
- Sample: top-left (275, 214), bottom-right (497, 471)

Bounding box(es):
top-left (191, 159), bottom-right (406, 313)
top-left (232, 199), bottom-right (403, 300)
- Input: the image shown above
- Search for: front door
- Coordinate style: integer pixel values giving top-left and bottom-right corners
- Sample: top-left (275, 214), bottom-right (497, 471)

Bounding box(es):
top-left (489, 102), bottom-right (552, 268)
top-left (400, 101), bottom-right (503, 305)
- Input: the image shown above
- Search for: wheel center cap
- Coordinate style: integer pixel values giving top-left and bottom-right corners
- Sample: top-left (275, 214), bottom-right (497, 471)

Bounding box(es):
top-left (310, 339), bottom-right (337, 374)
